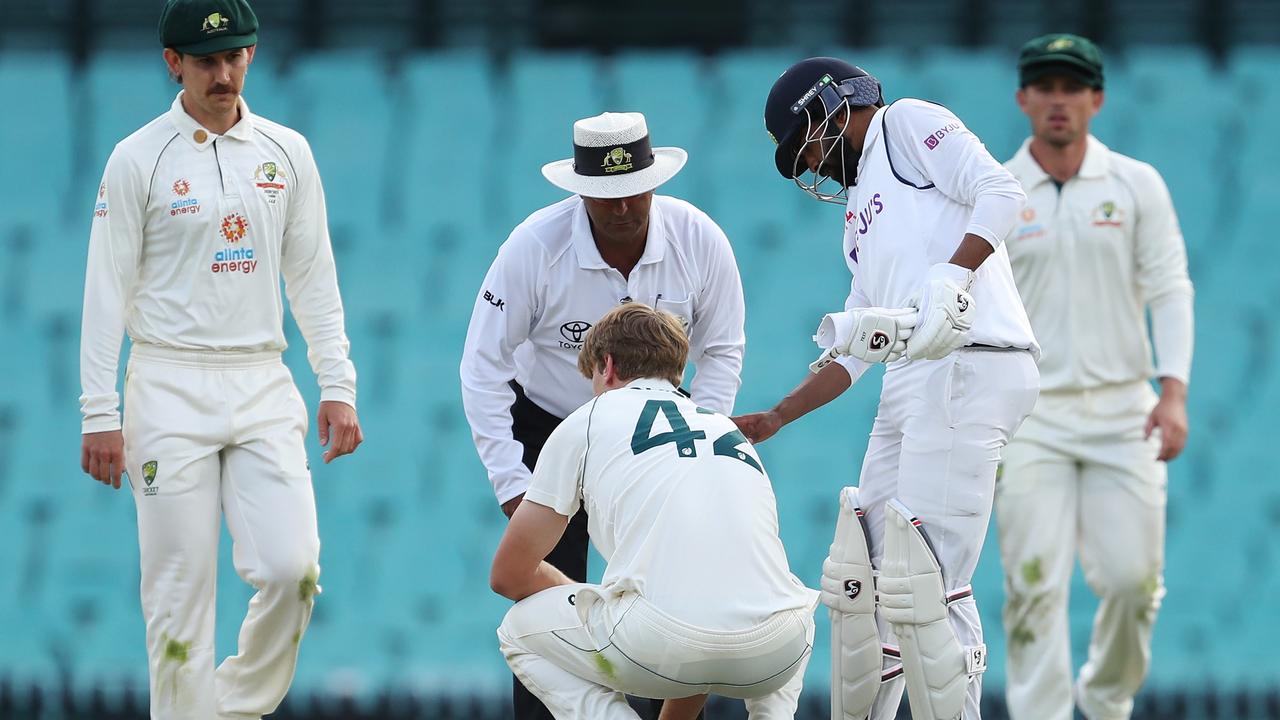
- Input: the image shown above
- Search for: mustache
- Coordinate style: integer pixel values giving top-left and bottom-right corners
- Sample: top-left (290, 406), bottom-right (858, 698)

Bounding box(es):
top-left (209, 85), bottom-right (236, 94)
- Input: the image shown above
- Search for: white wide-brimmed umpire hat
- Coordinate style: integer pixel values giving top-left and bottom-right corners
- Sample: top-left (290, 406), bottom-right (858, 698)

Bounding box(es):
top-left (541, 112), bottom-right (687, 199)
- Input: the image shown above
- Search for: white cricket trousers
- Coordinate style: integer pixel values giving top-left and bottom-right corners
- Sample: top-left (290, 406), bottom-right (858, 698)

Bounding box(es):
top-left (860, 348), bottom-right (1040, 720)
top-left (498, 583), bottom-right (817, 719)
top-left (122, 344), bottom-right (321, 720)
top-left (995, 381), bottom-right (1166, 720)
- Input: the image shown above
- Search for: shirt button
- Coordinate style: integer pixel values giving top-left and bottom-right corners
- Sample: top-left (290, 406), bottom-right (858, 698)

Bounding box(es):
top-left (194, 129), bottom-right (208, 144)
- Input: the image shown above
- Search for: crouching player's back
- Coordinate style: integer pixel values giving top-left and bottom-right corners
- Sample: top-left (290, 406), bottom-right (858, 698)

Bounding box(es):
top-left (491, 303), bottom-right (818, 720)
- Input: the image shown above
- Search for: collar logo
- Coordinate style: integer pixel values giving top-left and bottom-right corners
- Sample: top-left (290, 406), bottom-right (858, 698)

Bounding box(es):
top-left (203, 12), bottom-right (230, 34)
top-left (220, 213), bottom-right (248, 242)
top-left (1047, 38), bottom-right (1074, 51)
top-left (602, 147), bottom-right (634, 174)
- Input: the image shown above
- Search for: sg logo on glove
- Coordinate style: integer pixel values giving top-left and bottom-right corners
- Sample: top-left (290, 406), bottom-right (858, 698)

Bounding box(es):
top-left (811, 307), bottom-right (919, 372)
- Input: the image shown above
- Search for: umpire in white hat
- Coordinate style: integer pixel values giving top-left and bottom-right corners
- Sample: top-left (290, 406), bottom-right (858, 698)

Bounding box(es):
top-left (460, 111), bottom-right (747, 719)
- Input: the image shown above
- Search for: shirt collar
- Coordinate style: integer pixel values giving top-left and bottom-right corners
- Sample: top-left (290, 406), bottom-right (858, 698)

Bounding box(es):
top-left (1078, 134), bottom-right (1110, 179)
top-left (570, 196), bottom-right (668, 271)
top-left (623, 377), bottom-right (678, 393)
top-left (1010, 133), bottom-right (1109, 187)
top-left (167, 91), bottom-right (256, 151)
top-left (855, 105), bottom-right (890, 180)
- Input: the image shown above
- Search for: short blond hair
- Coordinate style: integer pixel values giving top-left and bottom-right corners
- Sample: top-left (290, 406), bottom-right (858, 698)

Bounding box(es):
top-left (577, 303), bottom-right (688, 386)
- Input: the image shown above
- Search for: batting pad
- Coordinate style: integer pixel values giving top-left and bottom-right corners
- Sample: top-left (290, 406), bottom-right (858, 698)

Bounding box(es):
top-left (820, 487), bottom-right (882, 720)
top-left (878, 499), bottom-right (984, 720)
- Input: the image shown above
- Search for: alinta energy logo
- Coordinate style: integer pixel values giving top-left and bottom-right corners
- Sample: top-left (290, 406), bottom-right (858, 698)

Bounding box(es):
top-left (93, 182), bottom-right (108, 218)
top-left (212, 213), bottom-right (257, 274)
top-left (170, 178), bottom-right (202, 216)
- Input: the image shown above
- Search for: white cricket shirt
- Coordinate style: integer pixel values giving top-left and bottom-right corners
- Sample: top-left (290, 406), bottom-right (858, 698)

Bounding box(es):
top-left (525, 379), bottom-right (817, 630)
top-left (837, 99), bottom-right (1039, 382)
top-left (1004, 136), bottom-right (1194, 392)
top-left (460, 195), bottom-right (746, 504)
top-left (80, 93), bottom-right (356, 433)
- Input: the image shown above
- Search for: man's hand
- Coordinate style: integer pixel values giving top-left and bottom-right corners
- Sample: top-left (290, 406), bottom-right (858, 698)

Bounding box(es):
top-left (318, 400), bottom-right (363, 463)
top-left (82, 430), bottom-right (126, 489)
top-left (731, 410), bottom-right (783, 444)
top-left (501, 493), bottom-right (525, 519)
top-left (907, 263), bottom-right (976, 361)
top-left (1146, 379), bottom-right (1189, 462)
top-left (811, 307), bottom-right (918, 371)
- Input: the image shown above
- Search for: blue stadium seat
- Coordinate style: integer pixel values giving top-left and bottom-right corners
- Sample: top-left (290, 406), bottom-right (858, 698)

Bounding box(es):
top-left (0, 54), bottom-right (72, 229)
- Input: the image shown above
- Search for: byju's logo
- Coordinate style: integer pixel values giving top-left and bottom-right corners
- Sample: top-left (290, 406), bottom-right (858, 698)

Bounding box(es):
top-left (923, 122), bottom-right (963, 150)
top-left (559, 321), bottom-right (592, 350)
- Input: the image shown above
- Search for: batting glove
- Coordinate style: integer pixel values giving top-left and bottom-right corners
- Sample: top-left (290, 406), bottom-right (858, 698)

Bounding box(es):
top-left (811, 307), bottom-right (919, 373)
top-left (906, 263), bottom-right (976, 361)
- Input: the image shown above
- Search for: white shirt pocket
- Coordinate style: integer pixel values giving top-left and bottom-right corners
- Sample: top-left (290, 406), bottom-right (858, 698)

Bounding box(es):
top-left (655, 296), bottom-right (694, 333)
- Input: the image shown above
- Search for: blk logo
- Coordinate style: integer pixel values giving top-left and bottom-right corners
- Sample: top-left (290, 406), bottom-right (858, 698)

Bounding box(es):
top-left (957, 294), bottom-right (970, 312)
top-left (869, 331), bottom-right (889, 350)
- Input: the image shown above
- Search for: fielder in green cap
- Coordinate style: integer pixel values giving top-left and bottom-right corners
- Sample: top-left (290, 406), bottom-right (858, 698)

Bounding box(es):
top-left (996, 32), bottom-right (1194, 720)
top-left (80, 1), bottom-right (364, 718)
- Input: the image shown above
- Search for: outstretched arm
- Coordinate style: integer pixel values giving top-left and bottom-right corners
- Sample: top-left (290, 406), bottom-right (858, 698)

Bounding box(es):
top-left (731, 362), bottom-right (853, 444)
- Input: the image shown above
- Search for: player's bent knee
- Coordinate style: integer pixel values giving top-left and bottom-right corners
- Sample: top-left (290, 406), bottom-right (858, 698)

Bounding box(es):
top-left (253, 559), bottom-right (322, 601)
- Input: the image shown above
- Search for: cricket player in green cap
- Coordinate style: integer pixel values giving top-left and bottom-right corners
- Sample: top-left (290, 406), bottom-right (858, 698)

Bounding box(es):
top-left (996, 33), bottom-right (1193, 720)
top-left (79, 0), bottom-right (363, 716)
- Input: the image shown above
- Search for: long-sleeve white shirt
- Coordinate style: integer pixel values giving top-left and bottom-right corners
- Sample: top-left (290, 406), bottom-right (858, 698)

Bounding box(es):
top-left (1003, 135), bottom-right (1194, 391)
top-left (460, 195), bottom-right (746, 504)
top-left (836, 99), bottom-right (1038, 381)
top-left (80, 93), bottom-right (356, 432)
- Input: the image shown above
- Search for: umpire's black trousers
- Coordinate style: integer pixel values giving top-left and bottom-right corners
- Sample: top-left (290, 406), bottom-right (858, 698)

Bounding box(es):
top-left (508, 383), bottom-right (699, 720)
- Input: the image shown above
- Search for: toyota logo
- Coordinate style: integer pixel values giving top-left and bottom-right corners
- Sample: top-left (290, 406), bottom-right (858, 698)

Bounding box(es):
top-left (560, 321), bottom-right (592, 343)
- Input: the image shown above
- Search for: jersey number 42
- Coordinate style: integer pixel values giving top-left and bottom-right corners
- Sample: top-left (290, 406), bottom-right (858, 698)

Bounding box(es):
top-left (630, 399), bottom-right (762, 473)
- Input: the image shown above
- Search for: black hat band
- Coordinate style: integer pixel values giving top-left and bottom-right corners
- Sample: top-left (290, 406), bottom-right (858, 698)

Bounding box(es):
top-left (573, 137), bottom-right (655, 177)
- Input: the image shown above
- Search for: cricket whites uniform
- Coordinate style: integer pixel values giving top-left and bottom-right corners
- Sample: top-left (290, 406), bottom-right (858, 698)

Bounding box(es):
top-left (460, 194), bottom-right (746, 506)
top-left (838, 99), bottom-right (1041, 720)
top-left (498, 380), bottom-right (819, 719)
top-left (997, 136), bottom-right (1193, 720)
top-left (80, 92), bottom-right (356, 719)
top-left (462, 194), bottom-right (746, 719)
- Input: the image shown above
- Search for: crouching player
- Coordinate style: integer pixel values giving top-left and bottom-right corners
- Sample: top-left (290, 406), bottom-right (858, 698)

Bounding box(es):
top-left (490, 303), bottom-right (819, 719)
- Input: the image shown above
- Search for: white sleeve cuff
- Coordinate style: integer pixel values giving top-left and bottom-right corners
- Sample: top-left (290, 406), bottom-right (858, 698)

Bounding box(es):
top-left (1149, 289), bottom-right (1194, 386)
top-left (836, 354), bottom-right (871, 384)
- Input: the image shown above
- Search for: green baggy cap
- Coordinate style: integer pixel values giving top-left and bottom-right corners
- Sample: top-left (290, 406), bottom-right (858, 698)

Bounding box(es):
top-left (160, 0), bottom-right (258, 55)
top-left (1018, 33), bottom-right (1104, 89)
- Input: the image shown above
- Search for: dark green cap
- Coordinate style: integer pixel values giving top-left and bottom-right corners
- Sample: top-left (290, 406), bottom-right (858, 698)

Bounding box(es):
top-left (1018, 33), bottom-right (1104, 89)
top-left (160, 0), bottom-right (258, 55)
